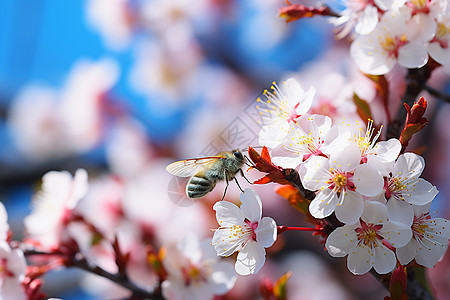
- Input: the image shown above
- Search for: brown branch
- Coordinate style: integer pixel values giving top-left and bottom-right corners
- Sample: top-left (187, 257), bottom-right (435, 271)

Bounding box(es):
top-left (387, 60), bottom-right (440, 140)
top-left (23, 247), bottom-right (164, 300)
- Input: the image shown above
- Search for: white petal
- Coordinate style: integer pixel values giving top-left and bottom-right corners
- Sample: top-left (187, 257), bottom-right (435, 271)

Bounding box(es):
top-left (240, 188), bottom-right (262, 223)
top-left (396, 238), bottom-right (418, 265)
top-left (374, 139), bottom-right (401, 163)
top-left (295, 86), bottom-right (315, 116)
top-left (353, 163), bottom-right (384, 196)
top-left (212, 229), bottom-right (243, 257)
top-left (335, 191), bottom-right (364, 224)
top-left (395, 153), bottom-right (425, 177)
top-left (404, 179), bottom-right (438, 205)
top-left (361, 201), bottom-right (388, 225)
top-left (1, 278), bottom-right (26, 300)
top-left (386, 198), bottom-right (414, 226)
top-left (259, 121), bottom-right (289, 149)
top-left (372, 243), bottom-right (397, 274)
top-left (235, 241), bottom-right (266, 275)
top-left (329, 143), bottom-right (361, 172)
top-left (300, 156), bottom-right (331, 191)
top-left (7, 249), bottom-right (27, 277)
top-left (379, 221), bottom-right (412, 248)
top-left (347, 244), bottom-right (373, 275)
top-left (255, 217), bottom-right (277, 248)
top-left (350, 39), bottom-right (394, 75)
top-left (415, 237), bottom-right (448, 268)
top-left (325, 225), bottom-right (358, 257)
top-left (213, 201), bottom-right (244, 227)
top-left (428, 42), bottom-right (450, 65)
top-left (271, 155), bottom-right (302, 169)
top-left (210, 261), bottom-right (237, 295)
top-left (398, 41), bottom-right (428, 69)
top-left (355, 5), bottom-right (379, 35)
top-left (374, 0), bottom-right (393, 10)
top-left (68, 168), bottom-right (89, 208)
top-left (284, 78), bottom-right (305, 110)
top-left (309, 189), bottom-right (339, 219)
top-left (432, 218), bottom-right (450, 239)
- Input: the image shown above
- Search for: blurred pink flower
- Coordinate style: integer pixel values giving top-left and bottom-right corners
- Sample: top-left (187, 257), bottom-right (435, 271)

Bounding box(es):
top-left (162, 234), bottom-right (236, 300)
top-left (24, 169), bottom-right (88, 249)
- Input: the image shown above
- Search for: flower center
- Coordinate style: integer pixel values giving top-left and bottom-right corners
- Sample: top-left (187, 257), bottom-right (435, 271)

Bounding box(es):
top-left (386, 176), bottom-right (407, 200)
top-left (408, 0), bottom-right (430, 14)
top-left (379, 33), bottom-right (408, 58)
top-left (213, 219), bottom-right (259, 256)
top-left (181, 262), bottom-right (207, 286)
top-left (431, 23), bottom-right (449, 49)
top-left (327, 169), bottom-right (355, 192)
top-left (355, 220), bottom-right (383, 247)
top-left (256, 81), bottom-right (301, 125)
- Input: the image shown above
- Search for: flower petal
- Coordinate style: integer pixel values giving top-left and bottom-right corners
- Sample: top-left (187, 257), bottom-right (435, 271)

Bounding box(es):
top-left (210, 261), bottom-right (237, 295)
top-left (404, 179), bottom-right (438, 205)
top-left (379, 220), bottom-right (412, 248)
top-left (394, 153), bottom-right (424, 178)
top-left (386, 198), bottom-right (414, 227)
top-left (398, 42), bottom-right (428, 69)
top-left (309, 189), bottom-right (339, 219)
top-left (354, 163), bottom-right (384, 196)
top-left (347, 244), bottom-right (373, 275)
top-left (300, 156), bottom-right (331, 191)
top-left (361, 201), bottom-right (387, 225)
top-left (372, 242), bottom-right (397, 274)
top-left (240, 188), bottom-right (262, 223)
top-left (325, 224), bottom-right (358, 257)
top-left (335, 191), bottom-right (364, 224)
top-left (415, 237), bottom-right (448, 268)
top-left (329, 143), bottom-right (361, 172)
top-left (396, 238), bottom-right (418, 266)
top-left (355, 5), bottom-right (379, 35)
top-left (235, 241), bottom-right (266, 275)
top-left (213, 201), bottom-right (244, 227)
top-left (255, 217), bottom-right (277, 248)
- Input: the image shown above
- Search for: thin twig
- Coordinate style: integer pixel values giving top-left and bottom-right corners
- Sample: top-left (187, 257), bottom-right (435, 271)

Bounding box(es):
top-left (23, 247), bottom-right (164, 300)
top-left (424, 85), bottom-right (450, 103)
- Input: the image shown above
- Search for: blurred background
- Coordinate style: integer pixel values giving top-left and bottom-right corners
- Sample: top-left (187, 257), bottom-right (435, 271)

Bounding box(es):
top-left (1, 0), bottom-right (449, 299)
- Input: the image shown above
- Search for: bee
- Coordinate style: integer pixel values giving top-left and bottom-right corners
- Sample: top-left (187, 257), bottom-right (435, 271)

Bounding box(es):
top-left (166, 149), bottom-right (248, 200)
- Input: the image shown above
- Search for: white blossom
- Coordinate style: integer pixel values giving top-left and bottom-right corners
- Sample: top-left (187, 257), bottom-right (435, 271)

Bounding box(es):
top-left (326, 201), bottom-right (411, 275)
top-left (396, 205), bottom-right (450, 268)
top-left (211, 189), bottom-right (277, 275)
top-left (162, 234), bottom-right (236, 300)
top-left (257, 78), bottom-right (315, 149)
top-left (300, 143), bottom-right (384, 223)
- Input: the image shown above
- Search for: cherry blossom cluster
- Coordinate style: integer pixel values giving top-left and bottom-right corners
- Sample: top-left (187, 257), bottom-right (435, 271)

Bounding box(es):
top-left (336, 0), bottom-right (450, 74)
top-left (256, 78), bottom-right (450, 275)
top-left (19, 168), bottom-right (241, 300)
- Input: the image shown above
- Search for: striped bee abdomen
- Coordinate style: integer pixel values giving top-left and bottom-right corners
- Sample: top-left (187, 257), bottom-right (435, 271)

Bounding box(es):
top-left (186, 173), bottom-right (217, 198)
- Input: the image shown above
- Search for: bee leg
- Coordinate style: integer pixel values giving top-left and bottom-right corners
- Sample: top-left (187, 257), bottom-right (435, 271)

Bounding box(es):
top-left (221, 172), bottom-right (230, 201)
top-left (240, 169), bottom-right (253, 185)
top-left (244, 155), bottom-right (256, 168)
top-left (234, 177), bottom-right (244, 193)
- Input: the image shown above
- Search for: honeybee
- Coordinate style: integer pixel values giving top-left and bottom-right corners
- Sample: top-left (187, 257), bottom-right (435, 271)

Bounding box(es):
top-left (166, 149), bottom-right (247, 201)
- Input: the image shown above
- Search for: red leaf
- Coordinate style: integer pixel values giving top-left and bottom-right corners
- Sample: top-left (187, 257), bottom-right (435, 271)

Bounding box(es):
top-left (279, 2), bottom-right (333, 23)
top-left (400, 97), bottom-right (429, 152)
top-left (248, 147), bottom-right (288, 185)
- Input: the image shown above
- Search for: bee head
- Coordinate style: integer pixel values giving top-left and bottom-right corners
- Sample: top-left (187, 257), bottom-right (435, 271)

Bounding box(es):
top-left (232, 149), bottom-right (243, 160)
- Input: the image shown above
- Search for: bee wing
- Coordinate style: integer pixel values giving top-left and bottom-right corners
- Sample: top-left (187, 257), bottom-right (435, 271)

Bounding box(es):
top-left (166, 157), bottom-right (223, 177)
